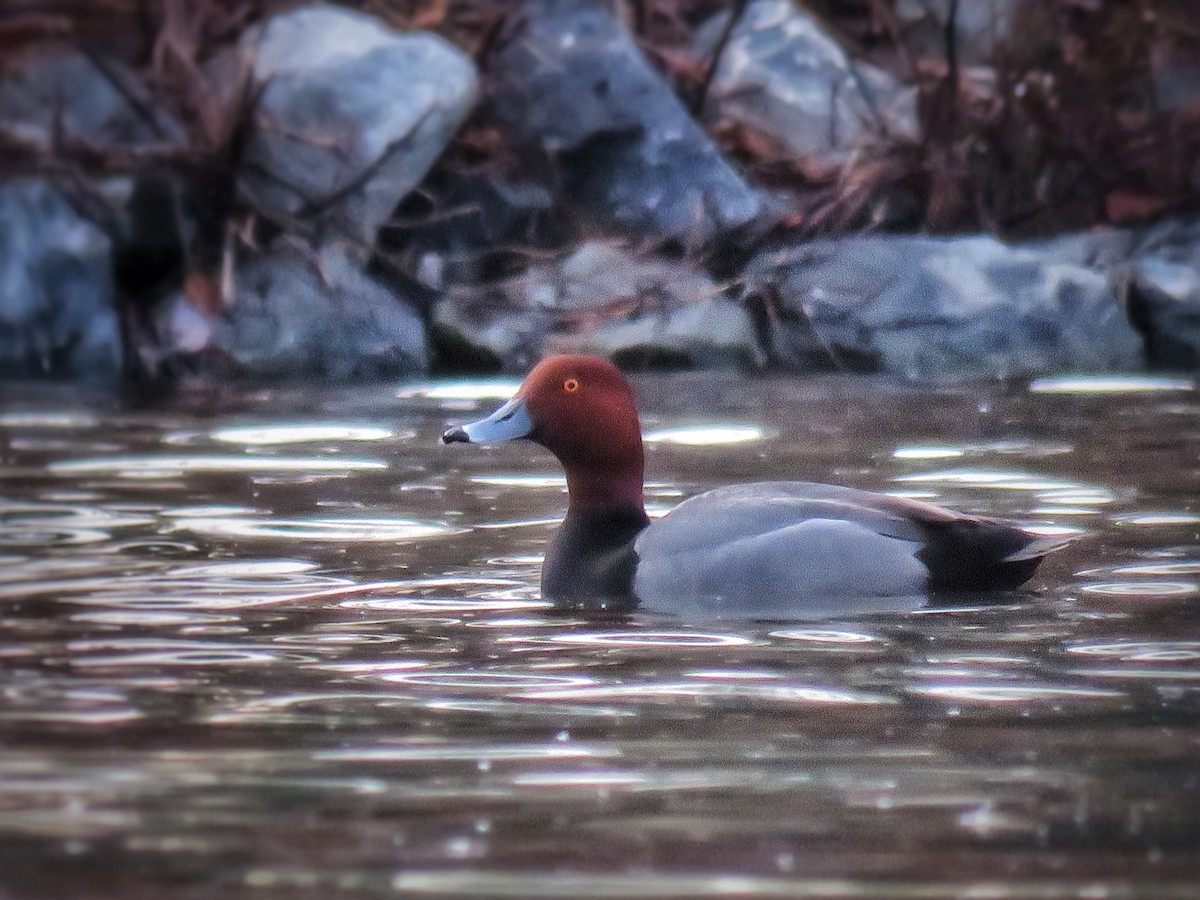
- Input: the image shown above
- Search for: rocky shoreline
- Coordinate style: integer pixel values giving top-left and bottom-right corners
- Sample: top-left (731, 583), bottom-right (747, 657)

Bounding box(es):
top-left (2, 0), bottom-right (1198, 383)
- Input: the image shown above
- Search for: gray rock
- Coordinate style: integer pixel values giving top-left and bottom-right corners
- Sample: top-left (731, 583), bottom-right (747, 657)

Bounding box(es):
top-left (701, 0), bottom-right (919, 172)
top-left (156, 242), bottom-right (428, 380)
top-left (1152, 59), bottom-right (1200, 115)
top-left (385, 174), bottom-right (564, 290)
top-left (573, 295), bottom-right (761, 370)
top-left (433, 285), bottom-right (543, 373)
top-left (1028, 229), bottom-right (1138, 271)
top-left (488, 0), bottom-right (766, 249)
top-left (434, 242), bottom-right (763, 371)
top-left (895, 0), bottom-right (1024, 66)
top-left (1127, 219), bottom-right (1200, 370)
top-left (750, 233), bottom-right (1145, 378)
top-left (0, 49), bottom-right (183, 152)
top-left (0, 51), bottom-right (187, 296)
top-left (235, 4), bottom-right (477, 245)
top-left (0, 180), bottom-right (122, 381)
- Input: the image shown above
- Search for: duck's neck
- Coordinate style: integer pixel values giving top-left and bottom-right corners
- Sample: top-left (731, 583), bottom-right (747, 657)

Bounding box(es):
top-left (563, 460), bottom-right (645, 514)
top-left (544, 450), bottom-right (648, 605)
top-left (544, 496), bottom-right (650, 605)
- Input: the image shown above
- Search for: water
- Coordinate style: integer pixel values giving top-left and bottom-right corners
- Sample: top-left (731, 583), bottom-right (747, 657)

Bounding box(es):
top-left (1, 372), bottom-right (1198, 898)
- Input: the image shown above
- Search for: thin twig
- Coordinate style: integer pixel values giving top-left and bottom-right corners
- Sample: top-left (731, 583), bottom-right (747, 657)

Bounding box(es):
top-left (81, 48), bottom-right (171, 141)
top-left (692, 0), bottom-right (751, 117)
top-left (942, 0), bottom-right (959, 135)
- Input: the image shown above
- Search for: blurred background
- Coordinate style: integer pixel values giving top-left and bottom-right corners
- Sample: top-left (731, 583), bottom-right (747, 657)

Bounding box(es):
top-left (2, 0), bottom-right (1198, 388)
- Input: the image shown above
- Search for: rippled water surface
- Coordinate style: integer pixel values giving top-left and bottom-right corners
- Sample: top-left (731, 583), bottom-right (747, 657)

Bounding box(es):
top-left (2, 373), bottom-right (1199, 898)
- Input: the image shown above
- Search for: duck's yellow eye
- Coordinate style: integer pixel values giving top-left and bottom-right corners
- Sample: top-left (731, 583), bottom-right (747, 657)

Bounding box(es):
top-left (563, 378), bottom-right (580, 394)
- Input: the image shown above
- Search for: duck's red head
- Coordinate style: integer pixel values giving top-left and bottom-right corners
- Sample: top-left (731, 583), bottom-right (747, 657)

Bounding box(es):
top-left (443, 355), bottom-right (644, 511)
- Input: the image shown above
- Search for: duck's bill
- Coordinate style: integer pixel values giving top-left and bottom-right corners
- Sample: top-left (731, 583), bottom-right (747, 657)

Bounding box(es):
top-left (442, 396), bottom-right (533, 444)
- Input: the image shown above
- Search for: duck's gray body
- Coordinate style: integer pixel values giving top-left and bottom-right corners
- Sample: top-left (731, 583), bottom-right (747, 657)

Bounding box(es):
top-left (546, 482), bottom-right (1060, 616)
top-left (634, 484), bottom-right (928, 615)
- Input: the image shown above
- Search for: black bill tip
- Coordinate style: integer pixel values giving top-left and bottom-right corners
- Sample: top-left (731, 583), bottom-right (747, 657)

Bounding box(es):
top-left (442, 426), bottom-right (470, 444)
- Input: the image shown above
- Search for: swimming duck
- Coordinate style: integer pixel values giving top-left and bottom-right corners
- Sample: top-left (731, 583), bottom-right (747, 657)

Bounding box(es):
top-left (443, 355), bottom-right (1067, 615)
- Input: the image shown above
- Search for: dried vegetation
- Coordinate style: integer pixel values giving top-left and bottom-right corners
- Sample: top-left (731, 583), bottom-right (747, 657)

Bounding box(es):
top-left (1, 0), bottom-right (1198, 257)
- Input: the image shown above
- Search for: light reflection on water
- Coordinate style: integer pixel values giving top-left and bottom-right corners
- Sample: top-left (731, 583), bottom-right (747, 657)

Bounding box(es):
top-left (171, 514), bottom-right (463, 542)
top-left (0, 373), bottom-right (1198, 897)
top-left (1028, 374), bottom-right (1195, 394)
top-left (209, 424), bottom-right (399, 444)
top-left (643, 425), bottom-right (767, 445)
top-left (48, 454), bottom-right (389, 475)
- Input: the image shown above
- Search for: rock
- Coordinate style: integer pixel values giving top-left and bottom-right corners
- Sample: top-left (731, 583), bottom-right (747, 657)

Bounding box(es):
top-left (0, 50), bottom-right (188, 307)
top-left (1028, 229), bottom-right (1138, 271)
top-left (749, 233), bottom-right (1145, 378)
top-left (1127, 219), bottom-right (1200, 370)
top-left (432, 284), bottom-right (543, 373)
top-left (571, 295), bottom-right (761, 370)
top-left (895, 0), bottom-right (1025, 66)
top-left (1144, 42), bottom-right (1200, 123)
top-left (434, 242), bottom-right (763, 371)
top-left (383, 173), bottom-right (566, 290)
top-left (487, 0), bottom-right (766, 249)
top-left (155, 242), bottom-right (428, 380)
top-left (0, 48), bottom-right (183, 153)
top-left (700, 0), bottom-right (920, 173)
top-left (233, 4), bottom-right (477, 245)
top-left (0, 180), bottom-right (122, 381)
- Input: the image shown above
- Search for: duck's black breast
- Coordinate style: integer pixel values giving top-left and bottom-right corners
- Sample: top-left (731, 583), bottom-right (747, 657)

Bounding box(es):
top-left (541, 505), bottom-right (649, 605)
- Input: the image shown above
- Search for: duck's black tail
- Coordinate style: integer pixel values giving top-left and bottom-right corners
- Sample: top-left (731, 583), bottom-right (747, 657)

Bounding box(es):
top-left (918, 519), bottom-right (1078, 591)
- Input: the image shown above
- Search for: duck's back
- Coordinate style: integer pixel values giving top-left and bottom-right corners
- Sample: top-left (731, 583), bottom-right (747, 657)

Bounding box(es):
top-left (633, 482), bottom-right (1051, 615)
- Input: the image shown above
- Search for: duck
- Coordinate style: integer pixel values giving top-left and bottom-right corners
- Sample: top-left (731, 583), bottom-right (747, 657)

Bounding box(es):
top-left (442, 355), bottom-right (1069, 616)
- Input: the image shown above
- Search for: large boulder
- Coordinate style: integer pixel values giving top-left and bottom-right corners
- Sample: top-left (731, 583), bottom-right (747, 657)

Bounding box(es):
top-left (700, 0), bottom-right (919, 173)
top-left (233, 4), bottom-right (477, 245)
top-left (895, 0), bottom-right (1025, 66)
top-left (384, 173), bottom-right (566, 291)
top-left (1150, 48), bottom-right (1200, 115)
top-left (1126, 218), bottom-right (1200, 370)
top-left (155, 243), bottom-right (427, 381)
top-left (434, 242), bottom-right (763, 371)
top-left (0, 49), bottom-right (183, 153)
top-left (0, 49), bottom-right (186, 310)
top-left (487, 0), bottom-right (767, 249)
top-left (749, 233), bottom-right (1145, 378)
top-left (0, 180), bottom-right (122, 381)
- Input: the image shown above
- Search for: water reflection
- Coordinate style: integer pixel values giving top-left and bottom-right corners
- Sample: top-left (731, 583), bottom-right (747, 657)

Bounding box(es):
top-left (0, 375), bottom-right (1198, 897)
top-left (172, 515), bottom-right (462, 542)
top-left (892, 468), bottom-right (1085, 492)
top-left (49, 454), bottom-right (388, 475)
top-left (643, 425), bottom-right (767, 445)
top-left (1114, 512), bottom-right (1200, 526)
top-left (892, 441), bottom-right (1074, 460)
top-left (1068, 640), bottom-right (1200, 662)
top-left (1080, 581), bottom-right (1200, 598)
top-left (470, 474), bottom-right (567, 489)
top-left (209, 424), bottom-right (397, 444)
top-left (396, 382), bottom-right (523, 402)
top-left (376, 671), bottom-right (597, 690)
top-left (0, 411), bottom-right (99, 428)
top-left (907, 684), bottom-right (1126, 703)
top-left (892, 446), bottom-right (964, 460)
top-left (1029, 374), bottom-right (1194, 394)
top-left (545, 631), bottom-right (756, 647)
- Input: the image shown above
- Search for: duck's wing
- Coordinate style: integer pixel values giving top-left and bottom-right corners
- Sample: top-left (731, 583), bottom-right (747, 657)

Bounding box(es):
top-left (634, 483), bottom-right (930, 611)
top-left (805, 485), bottom-right (1077, 587)
top-left (634, 514), bottom-right (928, 614)
top-left (634, 482), bottom-right (1064, 605)
top-left (635, 482), bottom-right (929, 558)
